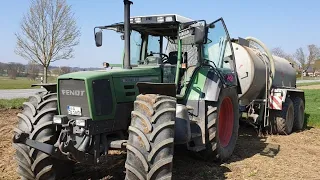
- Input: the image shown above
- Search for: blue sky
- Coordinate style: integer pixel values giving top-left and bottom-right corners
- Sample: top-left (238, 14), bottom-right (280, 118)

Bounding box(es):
top-left (0, 0), bottom-right (319, 68)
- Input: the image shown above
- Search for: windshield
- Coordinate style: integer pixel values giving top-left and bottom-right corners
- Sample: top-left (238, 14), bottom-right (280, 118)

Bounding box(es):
top-left (129, 30), bottom-right (162, 65)
top-left (130, 30), bottom-right (142, 65)
top-left (104, 23), bottom-right (198, 66)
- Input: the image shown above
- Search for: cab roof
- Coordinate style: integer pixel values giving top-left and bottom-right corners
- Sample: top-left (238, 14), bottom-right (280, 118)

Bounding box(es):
top-left (130, 14), bottom-right (194, 23)
top-left (97, 14), bottom-right (195, 37)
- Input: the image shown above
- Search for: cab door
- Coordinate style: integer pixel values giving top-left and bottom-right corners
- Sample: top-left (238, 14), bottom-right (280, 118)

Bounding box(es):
top-left (203, 18), bottom-right (238, 87)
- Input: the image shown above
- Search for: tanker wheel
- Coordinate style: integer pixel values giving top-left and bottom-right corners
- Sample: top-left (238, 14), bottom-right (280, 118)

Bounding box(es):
top-left (200, 87), bottom-right (239, 161)
top-left (13, 91), bottom-right (74, 180)
top-left (292, 97), bottom-right (305, 131)
top-left (125, 94), bottom-right (176, 180)
top-left (270, 98), bottom-right (294, 135)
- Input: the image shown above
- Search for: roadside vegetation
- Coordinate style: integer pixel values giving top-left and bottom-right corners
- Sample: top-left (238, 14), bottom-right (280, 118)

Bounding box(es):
top-left (0, 98), bottom-right (27, 109)
top-left (0, 76), bottom-right (56, 89)
top-left (304, 89), bottom-right (320, 127)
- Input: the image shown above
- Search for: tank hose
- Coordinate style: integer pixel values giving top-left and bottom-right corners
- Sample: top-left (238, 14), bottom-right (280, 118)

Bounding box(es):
top-left (245, 36), bottom-right (275, 88)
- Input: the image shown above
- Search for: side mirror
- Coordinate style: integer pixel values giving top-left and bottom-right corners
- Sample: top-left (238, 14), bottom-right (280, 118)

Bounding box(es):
top-left (95, 31), bottom-right (102, 47)
top-left (178, 20), bottom-right (207, 45)
top-left (194, 21), bottom-right (206, 44)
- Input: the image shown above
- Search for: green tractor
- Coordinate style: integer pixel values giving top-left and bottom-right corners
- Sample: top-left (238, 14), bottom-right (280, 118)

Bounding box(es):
top-left (12, 1), bottom-right (241, 179)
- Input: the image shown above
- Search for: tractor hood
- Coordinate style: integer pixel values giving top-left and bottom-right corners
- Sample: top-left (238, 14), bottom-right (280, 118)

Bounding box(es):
top-left (56, 66), bottom-right (163, 121)
top-left (58, 66), bottom-right (161, 81)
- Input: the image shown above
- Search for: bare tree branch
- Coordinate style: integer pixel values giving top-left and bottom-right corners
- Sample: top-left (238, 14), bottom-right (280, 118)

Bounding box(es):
top-left (294, 44), bottom-right (320, 78)
top-left (15, 0), bottom-right (80, 82)
top-left (271, 47), bottom-right (294, 62)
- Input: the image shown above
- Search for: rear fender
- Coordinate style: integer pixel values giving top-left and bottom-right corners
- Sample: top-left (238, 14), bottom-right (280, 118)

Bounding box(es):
top-left (203, 70), bottom-right (223, 102)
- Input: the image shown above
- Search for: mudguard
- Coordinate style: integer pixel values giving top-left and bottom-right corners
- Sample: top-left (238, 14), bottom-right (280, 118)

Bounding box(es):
top-left (203, 70), bottom-right (223, 102)
top-left (31, 83), bottom-right (57, 93)
top-left (136, 82), bottom-right (176, 97)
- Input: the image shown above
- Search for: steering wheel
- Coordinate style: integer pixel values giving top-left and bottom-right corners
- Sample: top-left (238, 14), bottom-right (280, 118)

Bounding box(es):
top-left (148, 52), bottom-right (170, 64)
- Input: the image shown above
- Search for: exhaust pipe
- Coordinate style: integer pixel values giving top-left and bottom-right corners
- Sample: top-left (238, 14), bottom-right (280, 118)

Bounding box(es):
top-left (123, 0), bottom-right (133, 69)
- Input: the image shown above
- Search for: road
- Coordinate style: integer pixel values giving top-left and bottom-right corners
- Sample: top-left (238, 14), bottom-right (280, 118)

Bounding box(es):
top-left (0, 88), bottom-right (46, 99)
top-left (296, 79), bottom-right (320, 84)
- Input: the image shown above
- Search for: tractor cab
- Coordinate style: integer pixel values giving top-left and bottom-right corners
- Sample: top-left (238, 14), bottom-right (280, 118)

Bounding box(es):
top-left (94, 14), bottom-right (238, 97)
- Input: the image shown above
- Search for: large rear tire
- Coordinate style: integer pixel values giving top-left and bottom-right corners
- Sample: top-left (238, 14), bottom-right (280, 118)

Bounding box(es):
top-left (201, 87), bottom-right (239, 161)
top-left (270, 98), bottom-right (294, 135)
top-left (13, 91), bottom-right (74, 180)
top-left (125, 94), bottom-right (176, 180)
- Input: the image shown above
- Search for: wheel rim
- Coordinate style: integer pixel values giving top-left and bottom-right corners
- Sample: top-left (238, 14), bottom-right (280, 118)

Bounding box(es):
top-left (218, 97), bottom-right (234, 148)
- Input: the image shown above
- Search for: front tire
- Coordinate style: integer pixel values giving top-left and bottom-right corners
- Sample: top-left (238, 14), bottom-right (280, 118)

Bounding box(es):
top-left (201, 87), bottom-right (239, 161)
top-left (13, 92), bottom-right (74, 180)
top-left (125, 94), bottom-right (176, 180)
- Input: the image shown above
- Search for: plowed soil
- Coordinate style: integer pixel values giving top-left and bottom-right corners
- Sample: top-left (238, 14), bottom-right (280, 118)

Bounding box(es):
top-left (1, 109), bottom-right (320, 180)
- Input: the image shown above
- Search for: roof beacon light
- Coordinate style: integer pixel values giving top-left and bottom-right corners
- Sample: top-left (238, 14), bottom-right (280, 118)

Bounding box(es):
top-left (165, 16), bottom-right (173, 22)
top-left (135, 17), bottom-right (142, 23)
top-left (157, 16), bottom-right (165, 23)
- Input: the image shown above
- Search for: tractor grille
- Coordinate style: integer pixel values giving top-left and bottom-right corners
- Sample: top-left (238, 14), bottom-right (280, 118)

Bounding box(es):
top-left (92, 79), bottom-right (113, 116)
top-left (59, 79), bottom-right (90, 118)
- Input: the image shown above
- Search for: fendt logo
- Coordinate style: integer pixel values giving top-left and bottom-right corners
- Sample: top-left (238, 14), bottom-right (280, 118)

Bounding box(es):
top-left (61, 90), bottom-right (85, 96)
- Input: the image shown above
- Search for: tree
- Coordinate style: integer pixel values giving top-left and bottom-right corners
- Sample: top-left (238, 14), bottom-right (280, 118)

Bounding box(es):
top-left (0, 62), bottom-right (7, 76)
top-left (271, 47), bottom-right (298, 68)
top-left (15, 0), bottom-right (80, 83)
top-left (312, 59), bottom-right (320, 76)
top-left (16, 63), bottom-right (26, 77)
top-left (60, 66), bottom-right (71, 74)
top-left (27, 61), bottom-right (40, 80)
top-left (6, 62), bottom-right (19, 79)
top-left (271, 47), bottom-right (294, 61)
top-left (294, 45), bottom-right (320, 79)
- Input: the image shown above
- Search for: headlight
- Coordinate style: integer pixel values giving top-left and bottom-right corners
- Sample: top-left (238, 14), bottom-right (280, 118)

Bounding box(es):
top-left (76, 119), bottom-right (86, 127)
top-left (53, 115), bottom-right (68, 124)
top-left (53, 116), bottom-right (62, 124)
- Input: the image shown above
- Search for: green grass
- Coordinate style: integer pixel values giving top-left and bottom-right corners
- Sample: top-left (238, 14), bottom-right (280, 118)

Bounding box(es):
top-left (0, 76), bottom-right (57, 89)
top-left (0, 98), bottom-right (27, 109)
top-left (304, 89), bottom-right (320, 127)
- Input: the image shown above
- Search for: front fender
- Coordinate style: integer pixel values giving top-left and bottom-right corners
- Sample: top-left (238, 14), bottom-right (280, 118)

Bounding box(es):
top-left (31, 83), bottom-right (57, 93)
top-left (136, 82), bottom-right (176, 97)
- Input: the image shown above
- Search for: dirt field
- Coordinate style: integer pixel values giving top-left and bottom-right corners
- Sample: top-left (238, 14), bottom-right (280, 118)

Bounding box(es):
top-left (1, 109), bottom-right (320, 180)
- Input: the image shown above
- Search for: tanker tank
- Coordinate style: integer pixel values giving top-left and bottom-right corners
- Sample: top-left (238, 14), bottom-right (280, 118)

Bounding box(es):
top-left (232, 42), bottom-right (296, 106)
